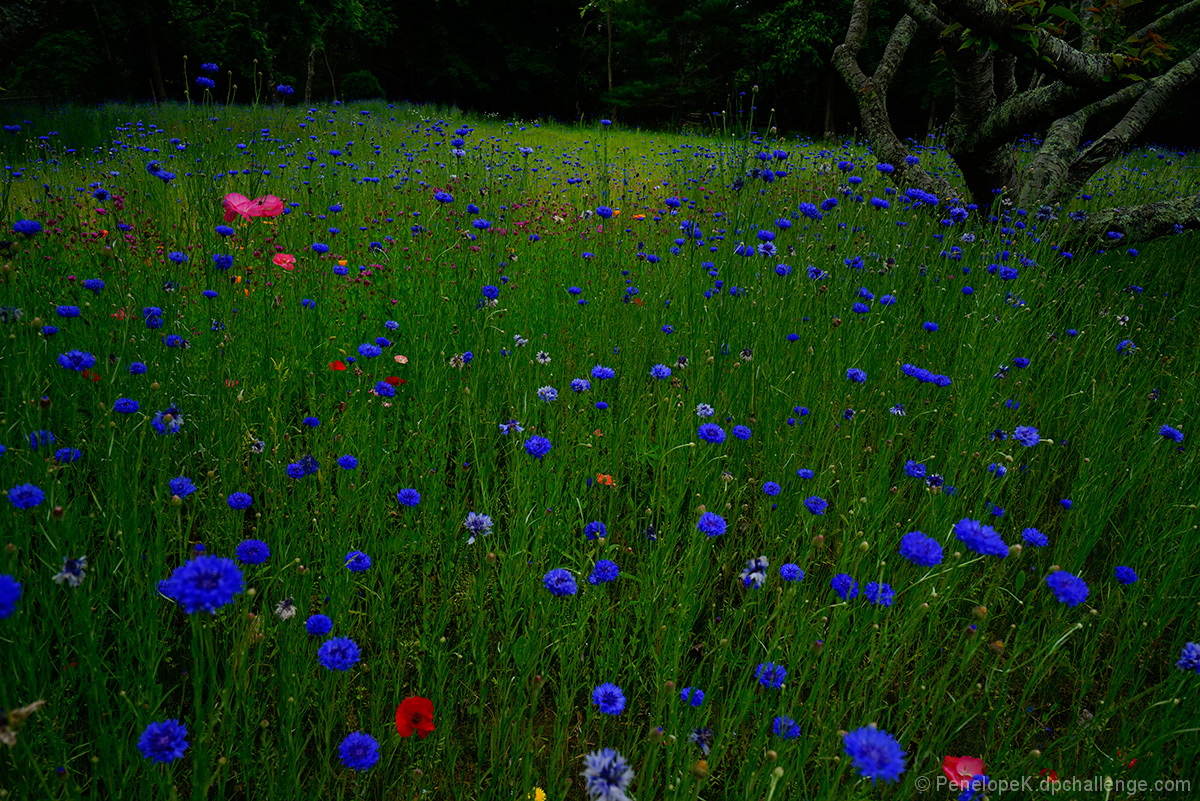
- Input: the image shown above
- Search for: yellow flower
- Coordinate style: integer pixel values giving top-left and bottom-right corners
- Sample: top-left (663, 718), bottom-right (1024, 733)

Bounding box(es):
top-left (526, 789), bottom-right (546, 801)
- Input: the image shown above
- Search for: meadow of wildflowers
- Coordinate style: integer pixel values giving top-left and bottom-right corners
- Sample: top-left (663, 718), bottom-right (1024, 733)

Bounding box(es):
top-left (0, 100), bottom-right (1197, 800)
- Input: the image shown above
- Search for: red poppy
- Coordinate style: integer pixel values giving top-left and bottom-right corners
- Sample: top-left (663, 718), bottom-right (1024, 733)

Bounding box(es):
top-left (273, 252), bottom-right (296, 271)
top-left (330, 360), bottom-right (346, 371)
top-left (81, 369), bottom-right (100, 384)
top-left (384, 376), bottom-right (407, 386)
top-left (395, 696), bottom-right (435, 739)
top-left (1039, 768), bottom-right (1059, 783)
top-left (943, 756), bottom-right (986, 789)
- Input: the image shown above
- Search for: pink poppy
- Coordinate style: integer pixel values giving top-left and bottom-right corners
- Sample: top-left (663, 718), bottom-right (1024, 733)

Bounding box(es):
top-left (223, 193), bottom-right (284, 222)
top-left (273, 253), bottom-right (296, 271)
top-left (943, 756), bottom-right (986, 789)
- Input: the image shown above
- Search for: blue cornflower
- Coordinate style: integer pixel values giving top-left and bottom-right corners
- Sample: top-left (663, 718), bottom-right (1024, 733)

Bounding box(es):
top-left (732, 425), bottom-right (751, 441)
top-left (337, 455), bottom-right (358, 470)
top-left (846, 367), bottom-right (867, 383)
top-left (695, 403), bottom-right (715, 418)
top-left (137, 720), bottom-right (189, 763)
top-left (680, 687), bottom-right (704, 707)
top-left (481, 284), bottom-right (499, 300)
top-left (374, 381), bottom-right (396, 398)
top-left (852, 302), bottom-right (870, 314)
top-left (56, 305), bottom-right (80, 318)
top-left (1061, 498), bottom-right (1072, 509)
top-left (54, 447), bottom-right (82, 464)
top-left (864, 581), bottom-right (895, 606)
top-left (537, 386), bottom-right (558, 403)
top-left (0, 575), bottom-right (22, 618)
top-left (1117, 339), bottom-right (1134, 354)
top-left (899, 531), bottom-right (942, 566)
top-left (302, 416), bottom-right (319, 428)
top-left (1176, 642), bottom-right (1200, 674)
top-left (235, 539), bottom-right (270, 565)
top-left (584, 521), bottom-right (607, 541)
top-left (83, 278), bottom-right (105, 294)
top-left (12, 220), bottom-right (42, 236)
top-left (544, 568), bottom-right (577, 597)
top-left (954, 518), bottom-right (1007, 558)
top-left (589, 559), bottom-right (620, 584)
top-left (305, 614), bottom-right (333, 636)
top-left (754, 662), bottom-right (787, 689)
top-left (162, 556), bottom-right (243, 614)
top-left (831, 573), bottom-right (859, 600)
top-left (29, 429), bottom-right (56, 451)
top-left (1021, 527), bottom-right (1048, 547)
top-left (903, 460), bottom-right (926, 479)
top-left (773, 716), bottom-right (801, 739)
top-left (650, 364), bottom-right (671, 380)
top-left (463, 512), bottom-right (494, 544)
top-left (345, 551), bottom-right (371, 573)
top-left (780, 563), bottom-right (803, 581)
top-left (1013, 426), bottom-right (1039, 447)
top-left (130, 362), bottom-right (147, 375)
top-left (697, 512), bottom-right (726, 538)
top-left (1115, 566), bottom-right (1138, 585)
top-left (57, 350), bottom-right (96, 371)
top-left (151, 407), bottom-right (183, 436)
top-left (571, 378), bottom-right (591, 393)
top-left (1045, 570), bottom-right (1089, 607)
top-left (338, 732), bottom-right (380, 772)
top-left (797, 468), bottom-right (814, 479)
top-left (762, 481), bottom-right (781, 496)
top-left (581, 748), bottom-right (634, 801)
top-left (167, 251), bottom-right (187, 264)
top-left (202, 290), bottom-right (218, 298)
top-left (8, 483), bottom-right (44, 510)
top-left (843, 724), bottom-right (906, 784)
top-left (524, 435), bottom-right (552, 460)
top-left (317, 637), bottom-right (361, 671)
top-left (1158, 425), bottom-right (1184, 443)
top-left (592, 683), bottom-right (626, 714)
top-left (396, 488), bottom-right (421, 507)
top-left (591, 364), bottom-right (615, 380)
top-left (169, 476), bottom-right (196, 498)
top-left (804, 496), bottom-right (828, 516)
top-left (227, 492), bottom-right (253, 510)
top-left (698, 424), bottom-right (726, 444)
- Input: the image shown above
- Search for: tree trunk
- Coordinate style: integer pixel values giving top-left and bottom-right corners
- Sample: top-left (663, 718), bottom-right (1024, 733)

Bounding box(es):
top-left (305, 42), bottom-right (317, 104)
top-left (606, 1), bottom-right (613, 95)
top-left (823, 69), bottom-right (835, 139)
top-left (143, 22), bottom-right (166, 102)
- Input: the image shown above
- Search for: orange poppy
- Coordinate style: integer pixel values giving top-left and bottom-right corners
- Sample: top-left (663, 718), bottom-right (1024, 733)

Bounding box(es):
top-left (596, 473), bottom-right (614, 486)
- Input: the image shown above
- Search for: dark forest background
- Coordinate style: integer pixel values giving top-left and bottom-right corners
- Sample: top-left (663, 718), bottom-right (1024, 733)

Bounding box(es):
top-left (1, 0), bottom-right (1196, 144)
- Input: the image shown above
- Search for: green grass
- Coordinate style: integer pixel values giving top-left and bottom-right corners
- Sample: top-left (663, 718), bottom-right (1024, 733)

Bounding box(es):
top-left (0, 100), bottom-right (1197, 800)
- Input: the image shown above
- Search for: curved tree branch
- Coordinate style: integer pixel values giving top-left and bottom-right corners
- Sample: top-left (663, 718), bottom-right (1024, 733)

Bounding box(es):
top-left (834, 0), bottom-right (956, 199)
top-left (933, 0), bottom-right (1120, 86)
top-left (1053, 49), bottom-right (1200, 202)
top-left (1129, 0), bottom-right (1200, 43)
top-left (1067, 194), bottom-right (1200, 245)
top-left (1016, 81), bottom-right (1148, 207)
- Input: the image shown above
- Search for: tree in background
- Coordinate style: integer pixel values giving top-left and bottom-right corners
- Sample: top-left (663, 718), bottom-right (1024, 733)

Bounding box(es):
top-left (834, 0), bottom-right (1200, 242)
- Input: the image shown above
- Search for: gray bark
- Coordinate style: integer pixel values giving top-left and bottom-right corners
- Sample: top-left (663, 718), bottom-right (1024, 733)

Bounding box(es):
top-left (1070, 195), bottom-right (1200, 246)
top-left (834, 0), bottom-right (956, 199)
